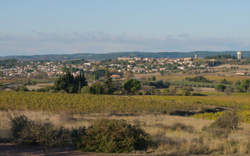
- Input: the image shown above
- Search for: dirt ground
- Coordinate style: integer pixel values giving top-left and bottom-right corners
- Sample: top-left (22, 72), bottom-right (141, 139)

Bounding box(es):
top-left (0, 143), bottom-right (152, 156)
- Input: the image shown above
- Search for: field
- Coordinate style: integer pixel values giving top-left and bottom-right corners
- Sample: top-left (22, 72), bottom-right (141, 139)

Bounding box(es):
top-left (0, 91), bottom-right (250, 123)
top-left (0, 91), bottom-right (250, 155)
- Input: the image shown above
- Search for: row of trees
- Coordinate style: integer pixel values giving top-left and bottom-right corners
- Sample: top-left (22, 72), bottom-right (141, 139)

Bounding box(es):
top-left (54, 70), bottom-right (87, 93)
top-left (215, 79), bottom-right (250, 93)
top-left (54, 70), bottom-right (141, 94)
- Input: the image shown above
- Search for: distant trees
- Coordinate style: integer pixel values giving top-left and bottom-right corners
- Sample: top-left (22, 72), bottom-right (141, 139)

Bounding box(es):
top-left (16, 85), bottom-right (29, 92)
top-left (205, 55), bottom-right (236, 59)
top-left (185, 76), bottom-right (212, 83)
top-left (89, 82), bottom-right (105, 94)
top-left (103, 71), bottom-right (115, 94)
top-left (54, 70), bottom-right (87, 93)
top-left (235, 79), bottom-right (250, 92)
top-left (81, 70), bottom-right (116, 95)
top-left (215, 84), bottom-right (226, 92)
top-left (123, 79), bottom-right (141, 94)
top-left (220, 79), bottom-right (232, 85)
top-left (147, 80), bottom-right (170, 89)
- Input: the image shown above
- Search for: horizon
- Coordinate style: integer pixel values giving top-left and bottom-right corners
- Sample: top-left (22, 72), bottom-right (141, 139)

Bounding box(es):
top-left (1, 0), bottom-right (250, 56)
top-left (0, 50), bottom-right (248, 57)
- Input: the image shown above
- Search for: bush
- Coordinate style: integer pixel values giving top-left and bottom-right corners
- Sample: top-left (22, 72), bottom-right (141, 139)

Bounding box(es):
top-left (10, 115), bottom-right (85, 147)
top-left (11, 115), bottom-right (31, 141)
top-left (206, 110), bottom-right (239, 137)
top-left (77, 119), bottom-right (151, 153)
top-left (210, 110), bottom-right (239, 130)
top-left (215, 84), bottom-right (226, 92)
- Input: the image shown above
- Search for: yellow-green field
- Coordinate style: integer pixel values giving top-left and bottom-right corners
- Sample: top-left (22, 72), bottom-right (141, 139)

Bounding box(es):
top-left (0, 91), bottom-right (249, 123)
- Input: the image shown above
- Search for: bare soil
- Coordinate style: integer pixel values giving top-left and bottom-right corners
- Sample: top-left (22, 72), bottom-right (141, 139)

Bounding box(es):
top-left (0, 143), bottom-right (152, 156)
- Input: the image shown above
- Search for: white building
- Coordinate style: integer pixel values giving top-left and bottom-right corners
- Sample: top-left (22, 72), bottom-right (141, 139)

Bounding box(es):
top-left (237, 51), bottom-right (242, 60)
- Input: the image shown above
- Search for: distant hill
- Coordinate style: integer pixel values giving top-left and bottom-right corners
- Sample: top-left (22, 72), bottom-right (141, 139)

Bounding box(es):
top-left (0, 51), bottom-right (250, 61)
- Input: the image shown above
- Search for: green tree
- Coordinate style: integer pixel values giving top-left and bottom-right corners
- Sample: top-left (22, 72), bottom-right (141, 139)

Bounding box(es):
top-left (89, 82), bottom-right (105, 94)
top-left (240, 79), bottom-right (250, 92)
top-left (123, 79), bottom-right (141, 94)
top-left (75, 70), bottom-right (88, 93)
top-left (54, 70), bottom-right (87, 93)
top-left (104, 70), bottom-right (114, 94)
top-left (16, 85), bottom-right (29, 92)
top-left (215, 84), bottom-right (226, 92)
top-left (235, 79), bottom-right (250, 92)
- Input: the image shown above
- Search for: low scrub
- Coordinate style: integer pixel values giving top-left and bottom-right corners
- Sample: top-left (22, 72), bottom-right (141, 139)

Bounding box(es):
top-left (205, 110), bottom-right (239, 137)
top-left (11, 115), bottom-right (85, 147)
top-left (77, 119), bottom-right (152, 153)
top-left (10, 116), bottom-right (151, 153)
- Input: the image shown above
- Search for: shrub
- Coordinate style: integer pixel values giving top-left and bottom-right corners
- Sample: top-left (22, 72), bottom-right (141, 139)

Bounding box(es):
top-left (215, 84), bottom-right (226, 92)
top-left (10, 115), bottom-right (85, 147)
top-left (206, 110), bottom-right (239, 137)
top-left (11, 115), bottom-right (31, 141)
top-left (77, 119), bottom-right (151, 153)
top-left (210, 110), bottom-right (239, 130)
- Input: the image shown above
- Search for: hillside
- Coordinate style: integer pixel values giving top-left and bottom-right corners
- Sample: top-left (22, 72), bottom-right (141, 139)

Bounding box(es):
top-left (1, 51), bottom-right (250, 61)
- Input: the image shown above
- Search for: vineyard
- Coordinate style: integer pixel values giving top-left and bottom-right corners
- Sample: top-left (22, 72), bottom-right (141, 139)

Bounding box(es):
top-left (0, 91), bottom-right (249, 122)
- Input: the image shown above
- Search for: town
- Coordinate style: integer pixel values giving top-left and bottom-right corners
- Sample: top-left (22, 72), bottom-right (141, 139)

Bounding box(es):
top-left (1, 51), bottom-right (249, 81)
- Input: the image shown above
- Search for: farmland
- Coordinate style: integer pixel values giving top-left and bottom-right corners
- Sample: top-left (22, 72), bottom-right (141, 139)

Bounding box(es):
top-left (0, 91), bottom-right (249, 123)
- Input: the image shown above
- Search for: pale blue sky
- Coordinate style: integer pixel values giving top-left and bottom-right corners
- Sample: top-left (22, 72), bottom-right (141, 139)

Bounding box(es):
top-left (0, 0), bottom-right (250, 56)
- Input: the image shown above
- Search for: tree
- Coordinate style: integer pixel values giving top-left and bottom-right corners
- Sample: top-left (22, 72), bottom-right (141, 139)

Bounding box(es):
top-left (75, 70), bottom-right (88, 93)
top-left (89, 82), bottom-right (105, 94)
top-left (123, 79), bottom-right (141, 94)
top-left (104, 70), bottom-right (114, 94)
top-left (54, 70), bottom-right (87, 93)
top-left (240, 79), bottom-right (250, 92)
top-left (215, 84), bottom-right (226, 92)
top-left (235, 79), bottom-right (250, 92)
top-left (16, 85), bottom-right (29, 92)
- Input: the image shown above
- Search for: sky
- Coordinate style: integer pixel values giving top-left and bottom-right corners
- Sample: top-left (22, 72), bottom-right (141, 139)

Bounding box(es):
top-left (0, 0), bottom-right (250, 56)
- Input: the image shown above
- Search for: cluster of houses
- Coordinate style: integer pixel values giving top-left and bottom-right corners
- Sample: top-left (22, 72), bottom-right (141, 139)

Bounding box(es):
top-left (0, 55), bottom-right (248, 80)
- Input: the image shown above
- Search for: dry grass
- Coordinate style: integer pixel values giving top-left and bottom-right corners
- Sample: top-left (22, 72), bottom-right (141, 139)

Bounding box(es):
top-left (1, 111), bottom-right (250, 155)
top-left (26, 83), bottom-right (53, 90)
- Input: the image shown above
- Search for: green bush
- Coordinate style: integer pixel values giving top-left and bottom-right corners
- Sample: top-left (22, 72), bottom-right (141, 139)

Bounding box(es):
top-left (123, 79), bottom-right (141, 94)
top-left (77, 119), bottom-right (151, 153)
top-left (215, 84), bottom-right (226, 92)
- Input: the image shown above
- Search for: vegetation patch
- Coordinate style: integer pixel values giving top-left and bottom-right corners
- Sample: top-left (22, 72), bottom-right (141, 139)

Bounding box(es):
top-left (204, 110), bottom-right (239, 137)
top-left (11, 115), bottom-right (85, 147)
top-left (10, 115), bottom-right (152, 153)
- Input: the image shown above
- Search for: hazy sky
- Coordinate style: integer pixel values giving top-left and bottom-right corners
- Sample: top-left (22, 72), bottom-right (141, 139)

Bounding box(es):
top-left (1, 0), bottom-right (250, 56)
